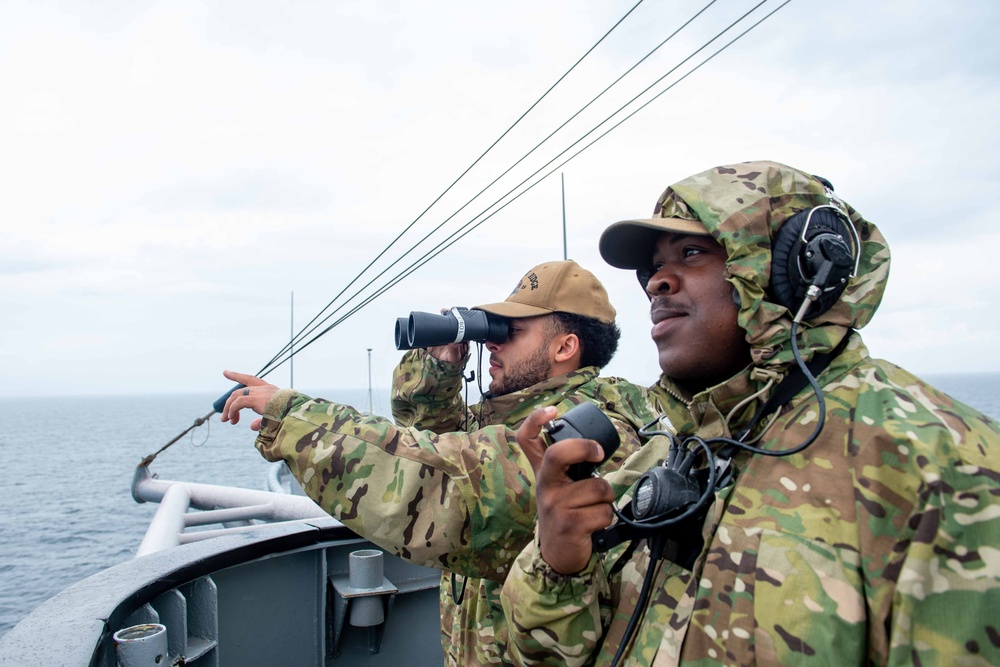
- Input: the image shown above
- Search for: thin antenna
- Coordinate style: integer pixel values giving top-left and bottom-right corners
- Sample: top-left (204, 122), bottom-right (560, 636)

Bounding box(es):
top-left (290, 291), bottom-right (294, 388)
top-left (561, 173), bottom-right (568, 260)
top-left (366, 348), bottom-right (374, 416)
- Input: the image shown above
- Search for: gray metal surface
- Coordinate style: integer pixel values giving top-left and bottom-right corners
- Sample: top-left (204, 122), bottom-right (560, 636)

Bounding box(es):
top-left (113, 624), bottom-right (167, 667)
top-left (0, 518), bottom-right (443, 667)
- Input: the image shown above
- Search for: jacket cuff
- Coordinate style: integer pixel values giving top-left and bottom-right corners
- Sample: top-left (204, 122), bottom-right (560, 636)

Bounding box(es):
top-left (257, 388), bottom-right (305, 436)
top-left (525, 530), bottom-right (602, 593)
top-left (418, 347), bottom-right (470, 380)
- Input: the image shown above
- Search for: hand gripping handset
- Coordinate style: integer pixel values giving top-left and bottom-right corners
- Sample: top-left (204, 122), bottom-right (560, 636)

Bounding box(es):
top-left (544, 402), bottom-right (620, 481)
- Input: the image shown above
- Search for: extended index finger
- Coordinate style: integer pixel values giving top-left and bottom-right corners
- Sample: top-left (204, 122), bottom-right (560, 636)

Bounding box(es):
top-left (220, 370), bottom-right (266, 423)
top-left (223, 369), bottom-right (269, 386)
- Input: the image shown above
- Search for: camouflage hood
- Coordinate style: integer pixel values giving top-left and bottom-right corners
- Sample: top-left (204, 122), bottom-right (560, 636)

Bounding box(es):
top-left (616, 160), bottom-right (891, 371)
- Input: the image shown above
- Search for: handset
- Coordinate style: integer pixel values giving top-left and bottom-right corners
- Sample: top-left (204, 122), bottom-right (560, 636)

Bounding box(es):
top-left (213, 384), bottom-right (246, 413)
top-left (544, 402), bottom-right (620, 481)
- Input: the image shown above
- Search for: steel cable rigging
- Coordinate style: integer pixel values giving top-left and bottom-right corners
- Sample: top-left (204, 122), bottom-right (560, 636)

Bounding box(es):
top-left (144, 0), bottom-right (793, 463)
top-left (258, 0), bottom-right (792, 376)
top-left (255, 0), bottom-right (649, 378)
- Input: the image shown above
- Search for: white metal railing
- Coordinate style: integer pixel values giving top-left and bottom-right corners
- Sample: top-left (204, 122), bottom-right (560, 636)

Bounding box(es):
top-left (131, 464), bottom-right (331, 557)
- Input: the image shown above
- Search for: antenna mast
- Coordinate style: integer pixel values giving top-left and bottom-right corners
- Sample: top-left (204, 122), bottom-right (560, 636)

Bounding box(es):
top-left (366, 348), bottom-right (374, 416)
top-left (561, 173), bottom-right (568, 260)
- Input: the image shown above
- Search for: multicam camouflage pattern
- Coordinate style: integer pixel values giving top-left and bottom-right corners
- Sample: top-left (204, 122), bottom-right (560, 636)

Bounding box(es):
top-left (391, 347), bottom-right (478, 433)
top-left (501, 161), bottom-right (1000, 666)
top-left (255, 348), bottom-right (660, 666)
top-left (390, 348), bottom-right (661, 666)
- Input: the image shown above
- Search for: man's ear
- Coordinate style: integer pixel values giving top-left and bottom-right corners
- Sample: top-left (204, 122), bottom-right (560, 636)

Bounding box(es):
top-left (552, 333), bottom-right (581, 365)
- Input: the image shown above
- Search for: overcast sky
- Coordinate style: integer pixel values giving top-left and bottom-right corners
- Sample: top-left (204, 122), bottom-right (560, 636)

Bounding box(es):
top-left (2, 0), bottom-right (998, 403)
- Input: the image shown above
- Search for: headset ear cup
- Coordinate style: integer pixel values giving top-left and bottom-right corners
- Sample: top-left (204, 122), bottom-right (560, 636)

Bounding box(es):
top-left (770, 211), bottom-right (806, 313)
top-left (770, 208), bottom-right (855, 319)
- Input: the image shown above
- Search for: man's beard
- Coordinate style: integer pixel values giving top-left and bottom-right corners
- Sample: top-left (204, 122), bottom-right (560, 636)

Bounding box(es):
top-left (488, 345), bottom-right (553, 396)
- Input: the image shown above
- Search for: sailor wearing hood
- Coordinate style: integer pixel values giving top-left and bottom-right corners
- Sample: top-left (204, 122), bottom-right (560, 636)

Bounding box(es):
top-left (501, 161), bottom-right (1000, 666)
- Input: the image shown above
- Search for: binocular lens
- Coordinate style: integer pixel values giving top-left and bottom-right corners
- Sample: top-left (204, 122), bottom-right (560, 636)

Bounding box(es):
top-left (394, 308), bottom-right (509, 350)
top-left (394, 317), bottom-right (409, 350)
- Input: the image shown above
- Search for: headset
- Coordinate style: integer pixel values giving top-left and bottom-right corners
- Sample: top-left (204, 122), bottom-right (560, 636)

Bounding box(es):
top-left (601, 196), bottom-right (862, 667)
top-left (619, 199), bottom-right (862, 535)
top-left (770, 203), bottom-right (861, 321)
top-left (636, 199), bottom-right (860, 318)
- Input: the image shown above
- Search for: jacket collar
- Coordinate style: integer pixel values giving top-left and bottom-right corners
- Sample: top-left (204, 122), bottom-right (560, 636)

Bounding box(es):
top-left (654, 332), bottom-right (870, 441)
top-left (478, 366), bottom-right (599, 425)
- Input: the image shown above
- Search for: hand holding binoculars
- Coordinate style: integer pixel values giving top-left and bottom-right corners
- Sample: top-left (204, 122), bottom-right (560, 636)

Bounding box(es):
top-left (394, 307), bottom-right (509, 350)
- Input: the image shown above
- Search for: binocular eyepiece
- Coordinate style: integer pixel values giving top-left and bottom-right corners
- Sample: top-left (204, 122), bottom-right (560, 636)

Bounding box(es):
top-left (394, 307), bottom-right (509, 350)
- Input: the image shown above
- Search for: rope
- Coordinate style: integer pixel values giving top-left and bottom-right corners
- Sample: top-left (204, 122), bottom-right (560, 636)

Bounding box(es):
top-left (139, 408), bottom-right (215, 467)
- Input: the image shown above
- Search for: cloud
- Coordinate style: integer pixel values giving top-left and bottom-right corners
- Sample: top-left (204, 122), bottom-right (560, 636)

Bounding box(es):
top-left (139, 171), bottom-right (334, 214)
top-left (2, 0), bottom-right (999, 397)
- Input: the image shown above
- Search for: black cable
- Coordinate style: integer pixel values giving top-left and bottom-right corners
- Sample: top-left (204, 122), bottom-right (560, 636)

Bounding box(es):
top-left (605, 317), bottom-right (826, 534)
top-left (596, 313), bottom-right (828, 667)
top-left (724, 321), bottom-right (826, 456)
top-left (608, 536), bottom-right (664, 667)
top-left (256, 0), bottom-right (780, 374)
top-left (608, 433), bottom-right (718, 532)
top-left (150, 2), bottom-right (795, 465)
top-left (475, 342), bottom-right (487, 427)
top-left (672, 320), bottom-right (826, 460)
top-left (451, 571), bottom-right (468, 605)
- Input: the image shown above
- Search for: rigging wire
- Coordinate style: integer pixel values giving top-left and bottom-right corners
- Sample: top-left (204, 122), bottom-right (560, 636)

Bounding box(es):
top-left (145, 0), bottom-right (794, 463)
top-left (256, 0), bottom-right (647, 378)
top-left (144, 1), bottom-right (652, 464)
top-left (258, 0), bottom-right (723, 377)
top-left (261, 0), bottom-right (792, 373)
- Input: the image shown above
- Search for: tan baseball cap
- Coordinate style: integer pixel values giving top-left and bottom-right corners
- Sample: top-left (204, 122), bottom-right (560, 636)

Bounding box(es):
top-left (599, 186), bottom-right (709, 270)
top-left (474, 260), bottom-right (616, 324)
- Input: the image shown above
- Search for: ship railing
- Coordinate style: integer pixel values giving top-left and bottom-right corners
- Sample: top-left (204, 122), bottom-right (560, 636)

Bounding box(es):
top-left (131, 463), bottom-right (330, 556)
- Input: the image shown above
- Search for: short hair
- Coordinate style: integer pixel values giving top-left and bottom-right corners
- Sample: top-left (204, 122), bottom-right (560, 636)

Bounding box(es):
top-left (549, 312), bottom-right (621, 369)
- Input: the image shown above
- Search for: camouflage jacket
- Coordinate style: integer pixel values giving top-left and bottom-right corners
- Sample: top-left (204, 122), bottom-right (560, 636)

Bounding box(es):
top-left (388, 348), bottom-right (660, 666)
top-left (503, 339), bottom-right (1000, 666)
top-left (391, 347), bottom-right (476, 432)
top-left (501, 162), bottom-right (1000, 666)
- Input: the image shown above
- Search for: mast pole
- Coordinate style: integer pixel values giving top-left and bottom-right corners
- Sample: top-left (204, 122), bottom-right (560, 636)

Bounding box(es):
top-left (290, 291), bottom-right (294, 388)
top-left (561, 173), bottom-right (568, 260)
top-left (366, 348), bottom-right (374, 415)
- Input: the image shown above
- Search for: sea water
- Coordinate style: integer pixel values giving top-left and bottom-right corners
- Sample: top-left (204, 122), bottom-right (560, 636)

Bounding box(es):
top-left (0, 387), bottom-right (387, 638)
top-left (1, 374), bottom-right (998, 638)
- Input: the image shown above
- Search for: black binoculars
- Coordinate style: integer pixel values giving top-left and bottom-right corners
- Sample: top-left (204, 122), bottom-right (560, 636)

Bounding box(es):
top-left (394, 307), bottom-right (509, 350)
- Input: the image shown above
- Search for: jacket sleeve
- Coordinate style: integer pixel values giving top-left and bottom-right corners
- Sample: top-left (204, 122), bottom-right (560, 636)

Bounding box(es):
top-left (882, 423), bottom-right (1000, 665)
top-left (255, 389), bottom-right (533, 581)
top-left (501, 535), bottom-right (611, 667)
top-left (390, 348), bottom-right (477, 432)
top-left (501, 432), bottom-right (678, 666)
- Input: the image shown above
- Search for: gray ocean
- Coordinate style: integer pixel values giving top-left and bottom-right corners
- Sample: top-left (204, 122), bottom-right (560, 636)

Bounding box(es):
top-left (2, 374), bottom-right (999, 638)
top-left (0, 386), bottom-right (391, 639)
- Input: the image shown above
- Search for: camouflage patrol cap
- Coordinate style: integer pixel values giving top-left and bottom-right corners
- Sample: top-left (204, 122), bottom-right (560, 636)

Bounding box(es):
top-left (599, 187), bottom-right (709, 270)
top-left (474, 260), bottom-right (616, 324)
